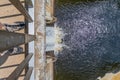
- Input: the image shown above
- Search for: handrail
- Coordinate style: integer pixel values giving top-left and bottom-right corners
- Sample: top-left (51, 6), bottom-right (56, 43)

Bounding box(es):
top-left (6, 53), bottom-right (33, 80)
top-left (0, 1), bottom-right (24, 7)
top-left (0, 30), bottom-right (35, 52)
top-left (9, 0), bottom-right (33, 22)
top-left (0, 0), bottom-right (33, 8)
top-left (24, 67), bottom-right (33, 80)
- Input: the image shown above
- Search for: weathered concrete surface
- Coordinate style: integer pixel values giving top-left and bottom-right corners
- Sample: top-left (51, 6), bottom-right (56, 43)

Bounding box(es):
top-left (34, 0), bottom-right (46, 80)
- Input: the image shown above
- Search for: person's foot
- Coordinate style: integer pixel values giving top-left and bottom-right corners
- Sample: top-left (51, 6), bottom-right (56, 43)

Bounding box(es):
top-left (10, 47), bottom-right (23, 54)
top-left (0, 47), bottom-right (23, 56)
top-left (3, 22), bottom-right (25, 32)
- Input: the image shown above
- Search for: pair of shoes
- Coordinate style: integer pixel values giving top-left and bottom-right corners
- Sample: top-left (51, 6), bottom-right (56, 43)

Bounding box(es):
top-left (0, 47), bottom-right (23, 56)
top-left (4, 22), bottom-right (25, 32)
top-left (10, 46), bottom-right (23, 54)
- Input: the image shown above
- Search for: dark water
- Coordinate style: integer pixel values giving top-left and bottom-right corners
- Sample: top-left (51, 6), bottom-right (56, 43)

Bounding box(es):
top-left (55, 0), bottom-right (120, 80)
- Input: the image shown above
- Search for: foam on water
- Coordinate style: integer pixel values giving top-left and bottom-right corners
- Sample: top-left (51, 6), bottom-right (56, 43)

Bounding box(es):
top-left (46, 24), bottom-right (68, 57)
top-left (54, 24), bottom-right (69, 56)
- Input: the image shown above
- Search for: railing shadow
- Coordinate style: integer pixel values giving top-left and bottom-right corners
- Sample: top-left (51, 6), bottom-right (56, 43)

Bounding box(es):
top-left (0, 51), bottom-right (24, 66)
top-left (0, 52), bottom-right (9, 66)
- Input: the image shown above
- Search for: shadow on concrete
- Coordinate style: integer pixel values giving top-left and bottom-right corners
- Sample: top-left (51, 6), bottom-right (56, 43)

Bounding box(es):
top-left (0, 53), bottom-right (9, 66)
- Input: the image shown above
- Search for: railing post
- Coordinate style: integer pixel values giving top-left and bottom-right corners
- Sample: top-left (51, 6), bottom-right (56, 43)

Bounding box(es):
top-left (6, 53), bottom-right (33, 80)
top-left (24, 67), bottom-right (33, 80)
top-left (9, 0), bottom-right (33, 22)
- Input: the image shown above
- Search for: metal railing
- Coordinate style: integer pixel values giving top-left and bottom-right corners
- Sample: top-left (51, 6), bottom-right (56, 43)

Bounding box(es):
top-left (9, 0), bottom-right (33, 22)
top-left (6, 53), bottom-right (33, 80)
top-left (0, 0), bottom-right (34, 80)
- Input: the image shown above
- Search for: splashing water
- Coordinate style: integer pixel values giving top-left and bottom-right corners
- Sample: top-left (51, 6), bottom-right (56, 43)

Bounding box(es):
top-left (54, 25), bottom-right (69, 56)
top-left (46, 24), bottom-right (68, 57)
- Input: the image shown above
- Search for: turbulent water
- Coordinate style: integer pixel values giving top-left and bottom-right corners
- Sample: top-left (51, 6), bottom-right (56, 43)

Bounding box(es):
top-left (55, 0), bottom-right (120, 80)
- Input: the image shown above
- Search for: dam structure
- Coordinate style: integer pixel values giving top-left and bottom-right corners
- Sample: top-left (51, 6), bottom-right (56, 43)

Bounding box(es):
top-left (1, 0), bottom-right (120, 80)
